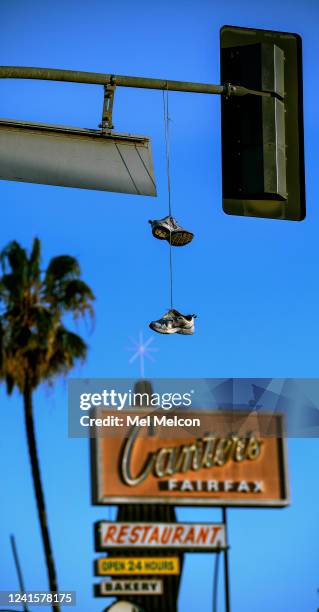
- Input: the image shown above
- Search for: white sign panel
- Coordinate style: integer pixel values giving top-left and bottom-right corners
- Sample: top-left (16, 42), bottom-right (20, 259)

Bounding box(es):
top-left (0, 119), bottom-right (156, 196)
top-left (96, 522), bottom-right (226, 551)
top-left (95, 579), bottom-right (163, 596)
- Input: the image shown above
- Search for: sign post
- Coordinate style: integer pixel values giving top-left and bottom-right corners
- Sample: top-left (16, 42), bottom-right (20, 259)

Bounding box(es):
top-left (222, 508), bottom-right (231, 612)
top-left (113, 504), bottom-right (183, 612)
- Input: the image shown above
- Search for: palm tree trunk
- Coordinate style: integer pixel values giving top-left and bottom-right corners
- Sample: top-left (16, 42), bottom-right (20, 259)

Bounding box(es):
top-left (23, 379), bottom-right (61, 612)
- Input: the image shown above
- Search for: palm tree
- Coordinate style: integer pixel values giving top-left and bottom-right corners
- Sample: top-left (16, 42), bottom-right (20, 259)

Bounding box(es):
top-left (0, 239), bottom-right (95, 611)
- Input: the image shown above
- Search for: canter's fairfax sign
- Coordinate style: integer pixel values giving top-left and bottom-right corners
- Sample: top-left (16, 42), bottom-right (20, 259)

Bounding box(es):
top-left (95, 557), bottom-right (180, 576)
top-left (94, 579), bottom-right (163, 596)
top-left (95, 522), bottom-right (226, 551)
top-left (91, 411), bottom-right (289, 506)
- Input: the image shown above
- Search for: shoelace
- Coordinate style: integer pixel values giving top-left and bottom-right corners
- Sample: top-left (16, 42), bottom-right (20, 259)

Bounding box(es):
top-left (168, 216), bottom-right (178, 230)
top-left (160, 317), bottom-right (174, 324)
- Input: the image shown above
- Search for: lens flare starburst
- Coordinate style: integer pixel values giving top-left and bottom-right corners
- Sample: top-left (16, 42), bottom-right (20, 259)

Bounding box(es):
top-left (126, 331), bottom-right (159, 377)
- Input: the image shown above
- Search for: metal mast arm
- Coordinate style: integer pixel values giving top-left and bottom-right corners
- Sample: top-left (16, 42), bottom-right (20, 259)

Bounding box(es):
top-left (0, 66), bottom-right (270, 97)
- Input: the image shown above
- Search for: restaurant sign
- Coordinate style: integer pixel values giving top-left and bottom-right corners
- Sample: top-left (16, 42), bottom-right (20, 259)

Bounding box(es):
top-left (91, 411), bottom-right (289, 507)
top-left (95, 522), bottom-right (226, 551)
top-left (94, 579), bottom-right (163, 596)
top-left (95, 557), bottom-right (180, 576)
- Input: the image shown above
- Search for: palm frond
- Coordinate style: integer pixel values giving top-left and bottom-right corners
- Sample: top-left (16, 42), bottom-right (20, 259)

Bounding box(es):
top-left (47, 326), bottom-right (87, 377)
top-left (5, 373), bottom-right (15, 394)
top-left (28, 237), bottom-right (41, 283)
top-left (0, 273), bottom-right (24, 303)
top-left (44, 255), bottom-right (80, 288)
top-left (0, 320), bottom-right (3, 374)
top-left (0, 241), bottom-right (28, 275)
top-left (56, 279), bottom-right (95, 317)
top-left (0, 239), bottom-right (94, 392)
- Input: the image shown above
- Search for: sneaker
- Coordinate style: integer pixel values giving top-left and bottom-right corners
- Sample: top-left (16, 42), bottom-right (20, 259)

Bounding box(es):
top-left (149, 309), bottom-right (197, 335)
top-left (148, 215), bottom-right (194, 246)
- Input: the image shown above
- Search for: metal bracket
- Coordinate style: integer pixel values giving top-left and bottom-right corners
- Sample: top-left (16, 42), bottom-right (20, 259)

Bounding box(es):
top-left (100, 83), bottom-right (116, 133)
top-left (223, 82), bottom-right (273, 98)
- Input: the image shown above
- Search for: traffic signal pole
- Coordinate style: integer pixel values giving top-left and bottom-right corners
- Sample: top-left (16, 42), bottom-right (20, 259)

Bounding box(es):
top-left (0, 25), bottom-right (305, 223)
top-left (0, 65), bottom-right (271, 98)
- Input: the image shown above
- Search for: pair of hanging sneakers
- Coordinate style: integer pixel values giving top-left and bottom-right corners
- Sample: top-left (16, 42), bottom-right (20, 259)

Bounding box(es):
top-left (148, 215), bottom-right (197, 335)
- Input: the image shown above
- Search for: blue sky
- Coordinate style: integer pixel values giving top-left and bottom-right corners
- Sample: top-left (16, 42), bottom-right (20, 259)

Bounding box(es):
top-left (0, 0), bottom-right (319, 611)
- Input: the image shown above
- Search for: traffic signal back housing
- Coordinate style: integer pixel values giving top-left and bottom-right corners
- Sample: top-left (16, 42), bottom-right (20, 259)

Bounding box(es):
top-left (220, 25), bottom-right (305, 221)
